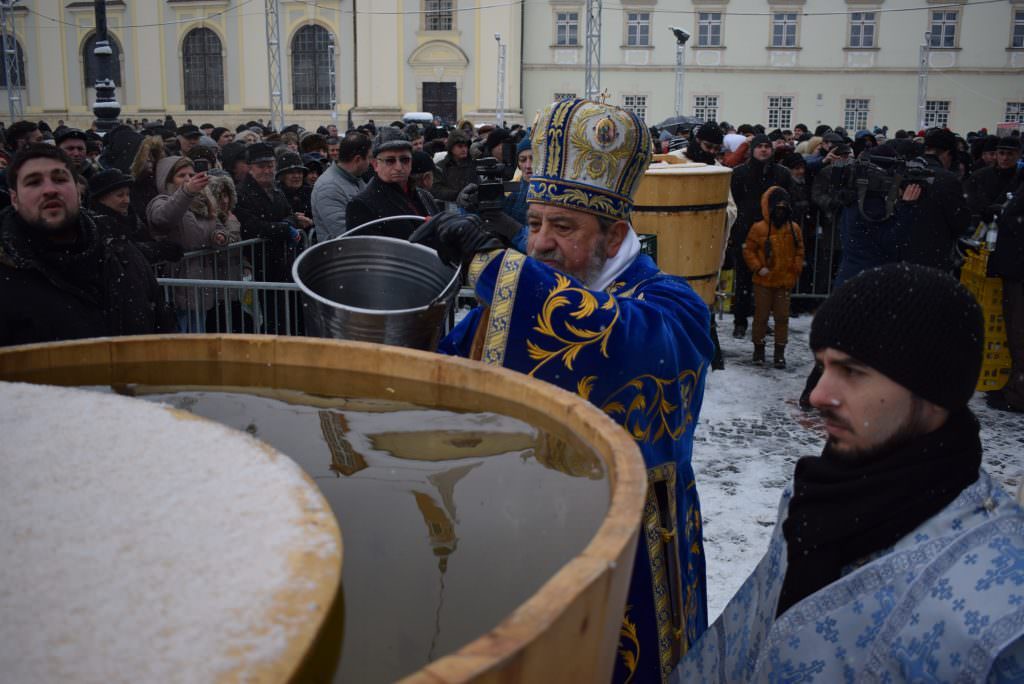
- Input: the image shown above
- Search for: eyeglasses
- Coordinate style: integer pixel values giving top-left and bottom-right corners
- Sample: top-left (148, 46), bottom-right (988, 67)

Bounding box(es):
top-left (377, 156), bottom-right (412, 166)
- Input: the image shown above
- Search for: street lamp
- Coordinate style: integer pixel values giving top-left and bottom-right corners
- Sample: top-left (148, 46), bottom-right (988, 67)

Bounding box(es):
top-left (669, 26), bottom-right (690, 119)
top-left (91, 0), bottom-right (121, 132)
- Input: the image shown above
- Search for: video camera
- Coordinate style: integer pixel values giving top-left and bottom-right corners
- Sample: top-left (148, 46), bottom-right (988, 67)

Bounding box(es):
top-left (475, 139), bottom-right (520, 212)
top-left (832, 154), bottom-right (936, 222)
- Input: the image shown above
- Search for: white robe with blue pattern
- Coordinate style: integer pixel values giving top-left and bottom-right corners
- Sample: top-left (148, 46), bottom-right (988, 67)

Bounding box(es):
top-left (673, 469), bottom-right (1024, 683)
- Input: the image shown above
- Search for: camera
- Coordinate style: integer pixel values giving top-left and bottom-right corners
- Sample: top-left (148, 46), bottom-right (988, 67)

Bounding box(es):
top-left (832, 153), bottom-right (935, 222)
top-left (193, 158), bottom-right (210, 173)
top-left (475, 140), bottom-right (519, 212)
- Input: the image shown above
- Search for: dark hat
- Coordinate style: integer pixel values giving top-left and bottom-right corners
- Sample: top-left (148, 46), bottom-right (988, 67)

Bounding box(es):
top-left (87, 168), bottom-right (133, 200)
top-left (750, 134), bottom-right (771, 148)
top-left (810, 263), bottom-right (983, 410)
top-left (410, 150), bottom-right (436, 175)
top-left (177, 124), bottom-right (201, 139)
top-left (404, 124), bottom-right (423, 142)
top-left (98, 124), bottom-right (143, 174)
top-left (694, 122), bottom-right (724, 145)
top-left (304, 158), bottom-right (324, 175)
top-left (446, 128), bottom-right (470, 151)
top-left (982, 135), bottom-right (1000, 153)
top-left (822, 132), bottom-right (844, 145)
top-left (516, 136), bottom-right (532, 155)
top-left (813, 124), bottom-right (832, 137)
top-left (55, 128), bottom-right (89, 146)
top-left (372, 126), bottom-right (412, 156)
top-left (275, 151), bottom-right (305, 176)
top-left (485, 128), bottom-right (511, 152)
top-left (246, 142), bottom-right (276, 164)
top-left (220, 141), bottom-right (249, 172)
top-left (996, 136), bottom-right (1021, 151)
top-left (781, 152), bottom-right (806, 169)
top-left (924, 127), bottom-right (958, 152)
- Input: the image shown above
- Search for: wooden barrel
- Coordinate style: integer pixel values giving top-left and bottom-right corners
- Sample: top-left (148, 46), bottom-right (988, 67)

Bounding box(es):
top-left (0, 335), bottom-right (646, 684)
top-left (631, 162), bottom-right (733, 306)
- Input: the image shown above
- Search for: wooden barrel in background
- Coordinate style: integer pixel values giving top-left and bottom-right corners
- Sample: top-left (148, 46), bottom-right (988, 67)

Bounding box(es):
top-left (0, 335), bottom-right (647, 684)
top-left (631, 163), bottom-right (733, 306)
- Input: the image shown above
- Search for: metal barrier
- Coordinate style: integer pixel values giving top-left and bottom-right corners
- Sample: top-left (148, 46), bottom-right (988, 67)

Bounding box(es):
top-left (157, 277), bottom-right (304, 335)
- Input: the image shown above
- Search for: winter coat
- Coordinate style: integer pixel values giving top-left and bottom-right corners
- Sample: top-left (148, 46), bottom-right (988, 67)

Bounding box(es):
top-left (146, 157), bottom-right (239, 309)
top-left (0, 207), bottom-right (175, 346)
top-left (310, 162), bottom-right (366, 241)
top-left (988, 179), bottom-right (1024, 281)
top-left (432, 154), bottom-right (481, 203)
top-left (345, 177), bottom-right (439, 237)
top-left (964, 164), bottom-right (1023, 224)
top-left (896, 154), bottom-right (972, 272)
top-left (742, 187), bottom-right (805, 289)
top-left (234, 175), bottom-right (298, 283)
top-left (129, 135), bottom-right (166, 225)
top-left (89, 203), bottom-right (183, 265)
top-left (730, 158), bottom-right (795, 249)
top-left (281, 183), bottom-right (313, 226)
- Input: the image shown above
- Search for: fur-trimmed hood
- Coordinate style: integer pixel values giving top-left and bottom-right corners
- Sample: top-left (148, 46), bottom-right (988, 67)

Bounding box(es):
top-left (131, 135), bottom-right (167, 179)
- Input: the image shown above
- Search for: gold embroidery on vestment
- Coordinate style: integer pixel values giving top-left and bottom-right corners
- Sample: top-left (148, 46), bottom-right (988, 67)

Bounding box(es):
top-left (480, 251), bottom-right (526, 367)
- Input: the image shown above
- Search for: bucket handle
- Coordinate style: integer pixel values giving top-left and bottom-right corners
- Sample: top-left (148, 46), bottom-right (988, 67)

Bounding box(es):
top-left (340, 215), bottom-right (429, 239)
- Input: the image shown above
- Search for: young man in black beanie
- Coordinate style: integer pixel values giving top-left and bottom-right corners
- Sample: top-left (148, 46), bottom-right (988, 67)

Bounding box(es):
top-left (674, 262), bottom-right (1024, 683)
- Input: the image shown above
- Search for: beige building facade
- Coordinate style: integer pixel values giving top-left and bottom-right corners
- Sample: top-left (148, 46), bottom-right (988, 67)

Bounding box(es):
top-left (0, 0), bottom-right (1021, 133)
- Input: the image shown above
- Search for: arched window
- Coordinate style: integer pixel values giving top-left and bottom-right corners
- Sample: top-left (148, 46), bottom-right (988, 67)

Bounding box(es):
top-left (83, 33), bottom-right (123, 89)
top-left (0, 37), bottom-right (25, 89)
top-left (182, 28), bottom-right (224, 110)
top-left (291, 25), bottom-right (334, 111)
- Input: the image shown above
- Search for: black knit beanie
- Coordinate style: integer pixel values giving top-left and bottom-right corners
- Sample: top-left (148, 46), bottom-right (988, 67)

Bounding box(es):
top-left (810, 263), bottom-right (984, 410)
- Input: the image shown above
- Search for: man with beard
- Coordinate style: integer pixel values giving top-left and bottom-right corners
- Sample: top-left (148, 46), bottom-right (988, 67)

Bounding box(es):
top-left (0, 145), bottom-right (173, 345)
top-left (675, 263), bottom-right (1024, 683)
top-left (412, 98), bottom-right (714, 684)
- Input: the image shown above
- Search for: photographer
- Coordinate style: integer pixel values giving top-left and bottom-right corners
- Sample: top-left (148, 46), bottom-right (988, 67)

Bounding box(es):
top-left (964, 137), bottom-right (1023, 227)
top-left (432, 129), bottom-right (480, 204)
top-left (896, 128), bottom-right (972, 273)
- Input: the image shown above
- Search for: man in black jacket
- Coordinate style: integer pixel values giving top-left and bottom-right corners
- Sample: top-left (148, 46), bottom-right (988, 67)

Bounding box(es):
top-left (894, 128), bottom-right (972, 273)
top-left (729, 134), bottom-right (795, 338)
top-left (964, 137), bottom-right (1022, 226)
top-left (0, 145), bottom-right (174, 346)
top-left (345, 127), bottom-right (438, 236)
top-left (986, 179), bottom-right (1024, 413)
top-left (235, 142), bottom-right (309, 333)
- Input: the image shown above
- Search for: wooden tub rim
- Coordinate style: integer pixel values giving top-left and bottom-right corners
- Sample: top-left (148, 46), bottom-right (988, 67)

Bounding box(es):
top-left (0, 334), bottom-right (648, 683)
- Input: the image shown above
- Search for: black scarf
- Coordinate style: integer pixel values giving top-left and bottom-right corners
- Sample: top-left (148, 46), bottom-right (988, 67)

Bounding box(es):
top-left (776, 408), bottom-right (982, 618)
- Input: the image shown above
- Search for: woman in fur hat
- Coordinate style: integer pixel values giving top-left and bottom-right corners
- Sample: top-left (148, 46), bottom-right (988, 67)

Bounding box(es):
top-left (145, 156), bottom-right (240, 332)
top-left (129, 134), bottom-right (166, 225)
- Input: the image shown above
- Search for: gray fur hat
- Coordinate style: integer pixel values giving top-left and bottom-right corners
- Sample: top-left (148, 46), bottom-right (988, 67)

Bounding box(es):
top-left (373, 126), bottom-right (412, 156)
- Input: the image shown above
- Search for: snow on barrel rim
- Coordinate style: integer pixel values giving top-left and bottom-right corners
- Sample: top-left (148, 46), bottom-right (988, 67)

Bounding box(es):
top-left (0, 381), bottom-right (342, 684)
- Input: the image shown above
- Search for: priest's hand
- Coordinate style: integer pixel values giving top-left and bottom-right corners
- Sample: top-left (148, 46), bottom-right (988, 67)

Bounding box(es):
top-left (410, 211), bottom-right (506, 268)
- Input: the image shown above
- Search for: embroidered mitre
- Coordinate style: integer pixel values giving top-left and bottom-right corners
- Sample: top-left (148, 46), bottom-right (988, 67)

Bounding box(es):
top-left (527, 98), bottom-right (653, 222)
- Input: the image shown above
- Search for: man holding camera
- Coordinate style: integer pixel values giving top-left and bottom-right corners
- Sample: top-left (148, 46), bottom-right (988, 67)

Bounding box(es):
top-left (431, 128), bottom-right (480, 204)
top-left (896, 128), bottom-right (972, 273)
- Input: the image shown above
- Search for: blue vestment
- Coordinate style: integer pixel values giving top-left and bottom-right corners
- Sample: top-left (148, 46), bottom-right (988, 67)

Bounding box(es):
top-left (440, 249), bottom-right (714, 683)
top-left (673, 469), bottom-right (1024, 683)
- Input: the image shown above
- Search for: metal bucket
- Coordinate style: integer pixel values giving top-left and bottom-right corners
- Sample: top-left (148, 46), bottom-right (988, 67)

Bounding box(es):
top-left (292, 235), bottom-right (460, 350)
top-left (341, 214), bottom-right (426, 240)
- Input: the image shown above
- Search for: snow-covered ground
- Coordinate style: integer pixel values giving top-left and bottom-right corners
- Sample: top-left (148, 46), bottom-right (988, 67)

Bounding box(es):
top-left (694, 311), bottom-right (1024, 622)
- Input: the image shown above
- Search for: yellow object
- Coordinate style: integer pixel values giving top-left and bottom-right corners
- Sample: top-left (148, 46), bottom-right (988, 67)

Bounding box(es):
top-left (961, 249), bottom-right (1010, 392)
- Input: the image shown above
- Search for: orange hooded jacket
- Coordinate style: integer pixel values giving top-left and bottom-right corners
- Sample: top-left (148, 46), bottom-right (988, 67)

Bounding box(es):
top-left (742, 186), bottom-right (805, 289)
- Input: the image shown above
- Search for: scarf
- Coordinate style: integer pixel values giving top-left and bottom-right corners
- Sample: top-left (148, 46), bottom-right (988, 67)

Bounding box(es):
top-left (776, 407), bottom-right (982, 617)
top-left (589, 227), bottom-right (641, 292)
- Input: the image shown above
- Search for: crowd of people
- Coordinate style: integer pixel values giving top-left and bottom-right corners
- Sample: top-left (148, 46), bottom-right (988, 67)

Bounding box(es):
top-left (0, 100), bottom-right (1023, 682)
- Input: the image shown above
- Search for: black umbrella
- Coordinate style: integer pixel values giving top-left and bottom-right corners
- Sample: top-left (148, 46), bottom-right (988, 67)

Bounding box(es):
top-left (654, 115), bottom-right (704, 133)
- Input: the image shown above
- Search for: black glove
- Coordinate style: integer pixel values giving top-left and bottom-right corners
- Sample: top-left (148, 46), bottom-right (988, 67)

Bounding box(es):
top-left (409, 211), bottom-right (505, 267)
top-left (455, 183), bottom-right (480, 212)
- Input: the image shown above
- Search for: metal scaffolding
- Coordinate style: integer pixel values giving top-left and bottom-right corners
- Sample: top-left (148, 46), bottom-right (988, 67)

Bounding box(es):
top-left (265, 0), bottom-right (285, 131)
top-left (583, 0), bottom-right (601, 100)
top-left (494, 34), bottom-right (506, 127)
top-left (0, 0), bottom-right (23, 121)
top-left (916, 32), bottom-right (931, 131)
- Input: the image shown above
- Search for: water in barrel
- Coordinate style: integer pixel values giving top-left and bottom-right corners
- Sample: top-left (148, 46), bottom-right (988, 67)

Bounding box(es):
top-left (96, 386), bottom-right (610, 682)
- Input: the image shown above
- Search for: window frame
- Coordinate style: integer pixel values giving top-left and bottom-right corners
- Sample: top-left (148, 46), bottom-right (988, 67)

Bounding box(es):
top-left (696, 11), bottom-right (723, 48)
top-left (622, 94), bottom-right (649, 124)
top-left (766, 94), bottom-right (794, 130)
top-left (928, 8), bottom-right (960, 49)
top-left (847, 10), bottom-right (877, 49)
top-left (1004, 102), bottom-right (1024, 124)
top-left (923, 99), bottom-right (951, 128)
top-left (843, 97), bottom-right (871, 131)
top-left (181, 27), bottom-right (225, 111)
top-left (625, 11), bottom-right (652, 48)
top-left (291, 24), bottom-right (335, 111)
top-left (1011, 8), bottom-right (1024, 49)
top-left (554, 10), bottom-right (581, 47)
top-left (423, 0), bottom-right (455, 32)
top-left (692, 94), bottom-right (720, 122)
top-left (770, 11), bottom-right (799, 49)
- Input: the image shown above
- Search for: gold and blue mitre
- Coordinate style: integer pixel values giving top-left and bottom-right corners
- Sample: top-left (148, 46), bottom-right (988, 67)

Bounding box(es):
top-left (527, 98), bottom-right (653, 222)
